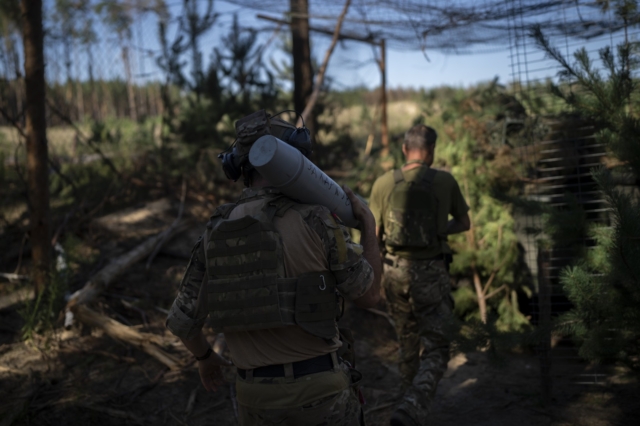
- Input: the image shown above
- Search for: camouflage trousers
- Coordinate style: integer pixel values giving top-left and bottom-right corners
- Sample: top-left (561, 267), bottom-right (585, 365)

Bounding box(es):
top-left (236, 363), bottom-right (364, 426)
top-left (383, 257), bottom-right (453, 424)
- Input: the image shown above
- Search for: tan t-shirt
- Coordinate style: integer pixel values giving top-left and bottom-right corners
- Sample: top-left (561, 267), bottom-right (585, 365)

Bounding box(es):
top-left (369, 165), bottom-right (469, 259)
top-left (223, 200), bottom-right (340, 369)
top-left (166, 188), bottom-right (374, 369)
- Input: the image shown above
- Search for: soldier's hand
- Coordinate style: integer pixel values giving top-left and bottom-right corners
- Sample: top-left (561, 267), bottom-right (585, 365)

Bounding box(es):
top-left (343, 185), bottom-right (374, 225)
top-left (198, 351), bottom-right (233, 392)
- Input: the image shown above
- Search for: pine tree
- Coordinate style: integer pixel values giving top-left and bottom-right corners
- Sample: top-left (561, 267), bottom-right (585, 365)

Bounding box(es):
top-left (532, 0), bottom-right (640, 369)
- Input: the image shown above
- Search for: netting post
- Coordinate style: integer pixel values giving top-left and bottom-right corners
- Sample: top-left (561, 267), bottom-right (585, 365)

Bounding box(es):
top-left (537, 246), bottom-right (552, 406)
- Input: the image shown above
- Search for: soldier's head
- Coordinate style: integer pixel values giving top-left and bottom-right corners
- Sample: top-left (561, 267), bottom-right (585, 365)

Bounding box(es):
top-left (402, 124), bottom-right (437, 166)
top-left (220, 110), bottom-right (312, 187)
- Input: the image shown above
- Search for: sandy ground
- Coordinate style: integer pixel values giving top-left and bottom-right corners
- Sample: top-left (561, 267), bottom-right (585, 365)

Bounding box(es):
top-left (1, 200), bottom-right (638, 426)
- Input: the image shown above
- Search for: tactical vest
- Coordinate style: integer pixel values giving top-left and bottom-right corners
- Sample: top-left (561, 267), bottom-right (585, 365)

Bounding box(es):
top-left (383, 167), bottom-right (439, 249)
top-left (204, 197), bottom-right (340, 340)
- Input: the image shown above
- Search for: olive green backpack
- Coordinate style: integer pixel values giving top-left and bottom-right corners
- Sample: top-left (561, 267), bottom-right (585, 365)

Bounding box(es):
top-left (383, 167), bottom-right (439, 249)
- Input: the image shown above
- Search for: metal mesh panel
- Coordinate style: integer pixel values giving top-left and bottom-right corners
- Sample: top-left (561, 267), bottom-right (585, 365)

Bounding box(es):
top-left (507, 0), bottom-right (640, 397)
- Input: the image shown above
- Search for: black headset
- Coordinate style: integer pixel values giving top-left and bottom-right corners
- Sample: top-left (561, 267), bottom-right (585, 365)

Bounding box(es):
top-left (218, 111), bottom-right (311, 182)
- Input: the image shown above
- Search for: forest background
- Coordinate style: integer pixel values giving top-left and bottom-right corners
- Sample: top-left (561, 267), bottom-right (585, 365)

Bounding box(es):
top-left (1, 1), bottom-right (640, 424)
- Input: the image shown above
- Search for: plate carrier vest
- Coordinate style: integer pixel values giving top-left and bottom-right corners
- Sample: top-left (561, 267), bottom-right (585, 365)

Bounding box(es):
top-left (204, 196), bottom-right (340, 340)
top-left (383, 167), bottom-right (439, 249)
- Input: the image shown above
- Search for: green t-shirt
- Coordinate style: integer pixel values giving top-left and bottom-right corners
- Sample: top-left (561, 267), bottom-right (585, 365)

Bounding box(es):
top-left (369, 165), bottom-right (469, 259)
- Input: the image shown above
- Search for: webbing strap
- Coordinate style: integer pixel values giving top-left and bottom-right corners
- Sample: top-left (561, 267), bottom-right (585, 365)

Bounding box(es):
top-left (211, 223), bottom-right (270, 241)
top-left (211, 258), bottom-right (279, 276)
top-left (215, 215), bottom-right (257, 232)
top-left (210, 294), bottom-right (278, 310)
top-left (420, 167), bottom-right (437, 185)
top-left (208, 277), bottom-right (297, 293)
top-left (206, 240), bottom-right (277, 257)
top-left (393, 169), bottom-right (404, 184)
top-left (325, 215), bottom-right (347, 264)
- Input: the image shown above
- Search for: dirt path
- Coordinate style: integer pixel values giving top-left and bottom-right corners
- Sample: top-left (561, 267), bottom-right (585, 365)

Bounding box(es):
top-left (1, 200), bottom-right (638, 426)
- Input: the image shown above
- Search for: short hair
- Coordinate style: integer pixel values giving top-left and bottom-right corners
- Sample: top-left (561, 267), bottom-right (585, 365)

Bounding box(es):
top-left (403, 125), bottom-right (437, 150)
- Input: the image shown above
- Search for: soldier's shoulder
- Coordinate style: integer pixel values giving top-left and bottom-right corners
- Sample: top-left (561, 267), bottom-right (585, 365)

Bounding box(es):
top-left (289, 202), bottom-right (332, 221)
top-left (433, 168), bottom-right (458, 185)
top-left (206, 203), bottom-right (236, 227)
top-left (374, 169), bottom-right (396, 183)
top-left (371, 169), bottom-right (396, 193)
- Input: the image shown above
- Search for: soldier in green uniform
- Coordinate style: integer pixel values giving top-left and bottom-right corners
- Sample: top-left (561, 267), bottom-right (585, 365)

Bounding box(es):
top-left (369, 124), bottom-right (470, 426)
top-left (166, 111), bottom-right (381, 426)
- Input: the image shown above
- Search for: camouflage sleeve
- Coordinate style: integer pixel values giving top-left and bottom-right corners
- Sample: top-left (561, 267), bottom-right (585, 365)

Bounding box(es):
top-left (165, 233), bottom-right (209, 340)
top-left (304, 206), bottom-right (374, 301)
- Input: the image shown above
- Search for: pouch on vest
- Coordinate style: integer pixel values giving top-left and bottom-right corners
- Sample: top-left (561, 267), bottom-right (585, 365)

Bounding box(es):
top-left (384, 168), bottom-right (439, 249)
top-left (205, 198), bottom-right (340, 339)
top-left (295, 271), bottom-right (339, 340)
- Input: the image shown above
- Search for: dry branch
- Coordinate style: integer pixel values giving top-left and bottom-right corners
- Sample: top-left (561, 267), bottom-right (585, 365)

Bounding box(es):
top-left (366, 307), bottom-right (396, 329)
top-left (297, 0), bottom-right (351, 126)
top-left (65, 218), bottom-right (191, 314)
top-left (146, 178), bottom-right (187, 271)
top-left (0, 272), bottom-right (30, 282)
top-left (73, 305), bottom-right (182, 370)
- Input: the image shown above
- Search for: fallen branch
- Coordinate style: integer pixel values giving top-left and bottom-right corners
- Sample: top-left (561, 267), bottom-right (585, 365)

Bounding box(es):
top-left (84, 350), bottom-right (136, 364)
top-left (0, 272), bottom-right (30, 282)
top-left (146, 178), bottom-right (187, 271)
top-left (185, 388), bottom-right (197, 416)
top-left (73, 305), bottom-right (182, 370)
top-left (65, 218), bottom-right (191, 314)
top-left (367, 307), bottom-right (396, 329)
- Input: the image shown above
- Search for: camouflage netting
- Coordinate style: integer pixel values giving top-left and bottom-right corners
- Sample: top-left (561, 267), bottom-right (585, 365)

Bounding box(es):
top-left (227, 0), bottom-right (632, 53)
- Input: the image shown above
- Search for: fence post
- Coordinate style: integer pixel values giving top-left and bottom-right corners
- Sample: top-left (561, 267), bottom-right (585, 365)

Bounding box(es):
top-left (537, 247), bottom-right (552, 406)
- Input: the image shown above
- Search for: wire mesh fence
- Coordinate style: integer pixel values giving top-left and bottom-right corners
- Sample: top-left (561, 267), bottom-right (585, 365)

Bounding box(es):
top-left (507, 0), bottom-right (640, 397)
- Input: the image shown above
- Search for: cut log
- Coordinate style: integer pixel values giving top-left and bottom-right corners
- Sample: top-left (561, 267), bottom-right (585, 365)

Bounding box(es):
top-left (65, 218), bottom-right (191, 311)
top-left (73, 305), bottom-right (182, 370)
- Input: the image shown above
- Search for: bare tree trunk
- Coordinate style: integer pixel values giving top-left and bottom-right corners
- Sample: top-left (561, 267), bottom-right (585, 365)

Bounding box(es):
top-left (297, 0), bottom-right (351, 127)
top-left (379, 39), bottom-right (389, 157)
top-left (74, 42), bottom-right (84, 121)
top-left (88, 48), bottom-right (99, 121)
top-left (537, 247), bottom-right (552, 405)
top-left (290, 0), bottom-right (313, 133)
top-left (122, 45), bottom-right (138, 121)
top-left (472, 267), bottom-right (487, 323)
top-left (21, 0), bottom-right (51, 294)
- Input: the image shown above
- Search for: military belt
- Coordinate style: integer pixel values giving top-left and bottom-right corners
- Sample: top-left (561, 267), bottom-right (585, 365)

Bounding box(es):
top-left (237, 353), bottom-right (336, 380)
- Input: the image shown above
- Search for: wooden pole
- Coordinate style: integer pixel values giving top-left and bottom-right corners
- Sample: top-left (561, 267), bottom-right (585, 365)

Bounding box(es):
top-left (289, 0), bottom-right (313, 118)
top-left (297, 0), bottom-right (352, 127)
top-left (379, 39), bottom-right (389, 158)
top-left (537, 247), bottom-right (552, 406)
top-left (20, 0), bottom-right (51, 294)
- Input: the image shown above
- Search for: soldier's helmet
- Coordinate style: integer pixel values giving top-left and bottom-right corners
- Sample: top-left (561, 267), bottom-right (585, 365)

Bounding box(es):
top-left (218, 110), bottom-right (311, 182)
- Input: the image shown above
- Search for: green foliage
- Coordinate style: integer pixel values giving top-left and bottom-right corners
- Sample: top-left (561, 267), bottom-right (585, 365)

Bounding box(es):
top-left (533, 14), bottom-right (640, 369)
top-left (444, 130), bottom-right (530, 332)
top-left (446, 313), bottom-right (529, 365)
top-left (158, 12), bottom-right (282, 151)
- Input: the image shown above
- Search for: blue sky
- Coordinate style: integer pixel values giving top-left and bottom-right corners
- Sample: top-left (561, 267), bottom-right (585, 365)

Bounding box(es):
top-left (37, 0), bottom-right (628, 90)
